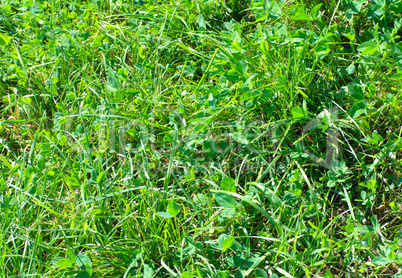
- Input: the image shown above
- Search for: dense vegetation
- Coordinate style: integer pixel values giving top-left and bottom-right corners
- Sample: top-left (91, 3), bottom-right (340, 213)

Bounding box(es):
top-left (1, 0), bottom-right (402, 277)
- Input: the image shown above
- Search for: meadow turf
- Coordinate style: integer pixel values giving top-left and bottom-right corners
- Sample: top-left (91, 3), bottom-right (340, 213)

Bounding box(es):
top-left (0, 0), bottom-right (402, 277)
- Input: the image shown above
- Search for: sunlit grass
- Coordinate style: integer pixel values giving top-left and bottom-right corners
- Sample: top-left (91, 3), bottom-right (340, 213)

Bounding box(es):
top-left (0, 0), bottom-right (401, 277)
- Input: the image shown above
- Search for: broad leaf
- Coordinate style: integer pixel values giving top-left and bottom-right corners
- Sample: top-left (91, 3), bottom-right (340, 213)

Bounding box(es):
top-left (181, 271), bottom-right (194, 278)
top-left (222, 235), bottom-right (235, 252)
top-left (215, 192), bottom-right (235, 209)
top-left (224, 68), bottom-right (240, 82)
top-left (75, 272), bottom-right (90, 278)
top-left (157, 212), bottom-right (174, 219)
top-left (76, 254), bottom-right (92, 275)
top-left (144, 264), bottom-right (154, 278)
top-left (310, 3), bottom-right (322, 19)
top-left (167, 200), bottom-right (180, 217)
top-left (233, 132), bottom-right (249, 144)
top-left (372, 256), bottom-right (394, 265)
top-left (347, 82), bottom-right (365, 100)
top-left (56, 258), bottom-right (74, 268)
top-left (291, 107), bottom-right (306, 118)
top-left (67, 247), bottom-right (76, 262)
top-left (357, 41), bottom-right (379, 55)
top-left (0, 34), bottom-right (11, 46)
top-left (292, 14), bottom-right (311, 21)
top-left (255, 268), bottom-right (268, 278)
top-left (221, 177), bottom-right (236, 193)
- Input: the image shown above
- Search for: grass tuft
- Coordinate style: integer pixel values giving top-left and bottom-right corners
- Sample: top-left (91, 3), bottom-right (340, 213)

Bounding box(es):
top-left (1, 0), bottom-right (402, 277)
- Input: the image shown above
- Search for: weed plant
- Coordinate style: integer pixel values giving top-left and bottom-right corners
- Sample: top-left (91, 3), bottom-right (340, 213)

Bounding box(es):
top-left (0, 0), bottom-right (402, 277)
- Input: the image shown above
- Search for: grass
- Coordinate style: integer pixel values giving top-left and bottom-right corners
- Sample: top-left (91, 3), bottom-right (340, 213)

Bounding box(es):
top-left (0, 0), bottom-right (402, 277)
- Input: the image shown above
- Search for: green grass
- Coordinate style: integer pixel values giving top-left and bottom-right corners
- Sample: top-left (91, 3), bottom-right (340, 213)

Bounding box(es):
top-left (1, 0), bottom-right (402, 277)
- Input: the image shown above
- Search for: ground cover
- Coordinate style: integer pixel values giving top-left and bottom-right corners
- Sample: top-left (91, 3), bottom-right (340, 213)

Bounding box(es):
top-left (0, 0), bottom-right (402, 277)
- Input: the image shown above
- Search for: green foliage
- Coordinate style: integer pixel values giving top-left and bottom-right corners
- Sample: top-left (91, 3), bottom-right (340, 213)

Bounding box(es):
top-left (0, 0), bottom-right (402, 277)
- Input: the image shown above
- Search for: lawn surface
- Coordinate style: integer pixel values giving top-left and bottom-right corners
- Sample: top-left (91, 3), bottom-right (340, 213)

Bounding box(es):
top-left (1, 0), bottom-right (402, 277)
